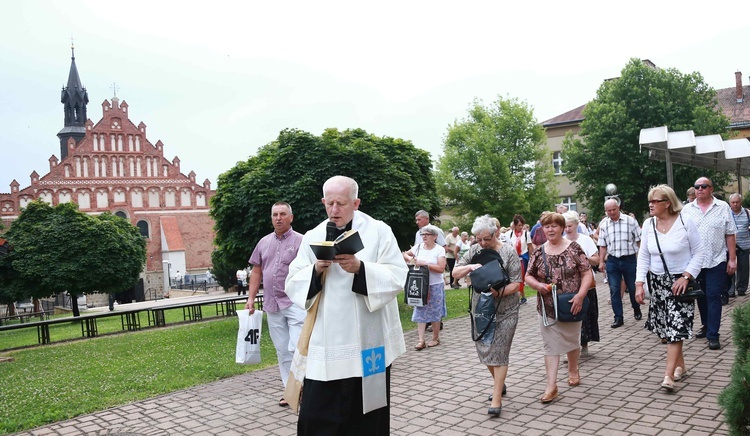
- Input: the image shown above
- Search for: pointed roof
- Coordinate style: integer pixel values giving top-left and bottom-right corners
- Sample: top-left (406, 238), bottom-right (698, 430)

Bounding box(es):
top-left (541, 104), bottom-right (587, 127)
top-left (62, 45), bottom-right (88, 104)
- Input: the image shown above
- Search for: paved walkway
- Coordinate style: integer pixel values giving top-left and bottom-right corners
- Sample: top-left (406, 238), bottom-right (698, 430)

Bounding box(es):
top-left (12, 282), bottom-right (743, 435)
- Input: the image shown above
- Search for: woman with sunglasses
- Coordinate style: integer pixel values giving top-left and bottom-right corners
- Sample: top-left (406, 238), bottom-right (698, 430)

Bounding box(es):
top-left (635, 185), bottom-right (704, 391)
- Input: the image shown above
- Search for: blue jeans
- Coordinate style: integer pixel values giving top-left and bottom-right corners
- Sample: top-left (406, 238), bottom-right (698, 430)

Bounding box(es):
top-left (697, 262), bottom-right (725, 341)
top-left (606, 254), bottom-right (638, 319)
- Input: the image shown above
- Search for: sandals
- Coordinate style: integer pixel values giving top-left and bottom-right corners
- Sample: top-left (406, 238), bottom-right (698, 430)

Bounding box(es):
top-left (540, 388), bottom-right (558, 403)
top-left (278, 398), bottom-right (289, 407)
top-left (567, 370), bottom-right (581, 387)
top-left (661, 376), bottom-right (675, 392)
top-left (674, 367), bottom-right (687, 381)
top-left (414, 340), bottom-right (426, 351)
top-left (426, 339), bottom-right (440, 347)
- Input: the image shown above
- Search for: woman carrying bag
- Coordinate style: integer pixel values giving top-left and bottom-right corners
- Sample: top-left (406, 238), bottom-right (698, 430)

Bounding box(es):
top-left (403, 224), bottom-right (446, 350)
top-left (635, 185), bottom-right (704, 392)
top-left (453, 215), bottom-right (521, 417)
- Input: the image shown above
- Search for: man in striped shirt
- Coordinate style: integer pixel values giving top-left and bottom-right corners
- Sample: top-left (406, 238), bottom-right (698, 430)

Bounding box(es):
top-left (597, 199), bottom-right (642, 328)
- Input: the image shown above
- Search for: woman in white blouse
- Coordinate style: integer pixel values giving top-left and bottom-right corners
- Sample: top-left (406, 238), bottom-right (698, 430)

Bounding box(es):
top-left (635, 185), bottom-right (704, 392)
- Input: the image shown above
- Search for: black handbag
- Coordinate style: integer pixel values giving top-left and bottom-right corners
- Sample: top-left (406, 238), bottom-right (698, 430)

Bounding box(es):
top-left (467, 249), bottom-right (511, 341)
top-left (541, 245), bottom-right (589, 323)
top-left (651, 217), bottom-right (704, 302)
top-left (469, 259), bottom-right (510, 293)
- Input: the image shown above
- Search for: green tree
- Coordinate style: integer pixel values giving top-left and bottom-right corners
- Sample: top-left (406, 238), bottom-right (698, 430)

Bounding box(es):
top-left (210, 128), bottom-right (440, 290)
top-left (0, 201), bottom-right (146, 316)
top-left (436, 96), bottom-right (557, 225)
top-left (562, 58), bottom-right (731, 219)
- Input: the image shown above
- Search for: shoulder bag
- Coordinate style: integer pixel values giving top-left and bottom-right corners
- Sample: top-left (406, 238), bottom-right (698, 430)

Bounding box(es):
top-left (467, 249), bottom-right (510, 341)
top-left (403, 245), bottom-right (430, 306)
top-left (651, 216), bottom-right (704, 302)
top-left (541, 244), bottom-right (589, 323)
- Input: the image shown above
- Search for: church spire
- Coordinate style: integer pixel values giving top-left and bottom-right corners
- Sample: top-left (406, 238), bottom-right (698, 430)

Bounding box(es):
top-left (57, 42), bottom-right (89, 160)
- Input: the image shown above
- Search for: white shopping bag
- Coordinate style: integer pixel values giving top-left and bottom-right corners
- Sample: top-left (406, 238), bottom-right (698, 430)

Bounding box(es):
top-left (235, 309), bottom-right (263, 365)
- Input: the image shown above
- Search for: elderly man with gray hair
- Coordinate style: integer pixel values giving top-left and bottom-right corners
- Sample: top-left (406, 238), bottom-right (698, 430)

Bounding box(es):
top-left (728, 193), bottom-right (750, 298)
top-left (445, 226), bottom-right (461, 288)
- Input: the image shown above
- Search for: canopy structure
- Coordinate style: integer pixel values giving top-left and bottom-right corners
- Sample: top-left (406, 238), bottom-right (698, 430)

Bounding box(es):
top-left (639, 126), bottom-right (750, 194)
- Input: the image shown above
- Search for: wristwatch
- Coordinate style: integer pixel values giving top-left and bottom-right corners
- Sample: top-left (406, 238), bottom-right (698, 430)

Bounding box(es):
top-left (682, 274), bottom-right (690, 280)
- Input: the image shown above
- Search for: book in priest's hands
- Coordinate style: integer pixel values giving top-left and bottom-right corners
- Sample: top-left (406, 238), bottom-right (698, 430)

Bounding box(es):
top-left (309, 230), bottom-right (364, 260)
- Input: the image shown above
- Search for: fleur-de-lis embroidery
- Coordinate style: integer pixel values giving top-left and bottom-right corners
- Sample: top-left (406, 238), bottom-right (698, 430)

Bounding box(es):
top-left (365, 349), bottom-right (382, 373)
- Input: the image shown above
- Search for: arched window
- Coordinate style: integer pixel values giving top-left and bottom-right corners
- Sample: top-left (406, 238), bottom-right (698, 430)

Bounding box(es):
top-left (137, 220), bottom-right (150, 238)
top-left (115, 211), bottom-right (128, 219)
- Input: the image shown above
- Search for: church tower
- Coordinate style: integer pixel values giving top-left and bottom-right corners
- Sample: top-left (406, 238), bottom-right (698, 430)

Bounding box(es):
top-left (56, 44), bottom-right (89, 160)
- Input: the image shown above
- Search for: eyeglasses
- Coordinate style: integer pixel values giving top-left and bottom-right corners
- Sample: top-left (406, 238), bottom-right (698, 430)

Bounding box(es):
top-left (420, 233), bottom-right (433, 237)
top-left (694, 184), bottom-right (712, 190)
top-left (648, 199), bottom-right (668, 204)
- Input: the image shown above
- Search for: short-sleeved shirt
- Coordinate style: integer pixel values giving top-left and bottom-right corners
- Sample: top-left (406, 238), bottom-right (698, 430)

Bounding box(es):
top-left (731, 208), bottom-right (750, 250)
top-left (414, 228), bottom-right (447, 247)
top-left (412, 243), bottom-right (446, 285)
top-left (444, 233), bottom-right (459, 259)
top-left (682, 197), bottom-right (736, 268)
top-left (248, 228), bottom-right (303, 313)
top-left (597, 214), bottom-right (641, 257)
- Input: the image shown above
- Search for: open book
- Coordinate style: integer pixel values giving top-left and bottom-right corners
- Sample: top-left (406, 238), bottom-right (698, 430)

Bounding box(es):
top-left (310, 230), bottom-right (364, 260)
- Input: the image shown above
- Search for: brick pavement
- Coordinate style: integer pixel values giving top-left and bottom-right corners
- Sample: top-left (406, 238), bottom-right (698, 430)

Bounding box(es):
top-left (12, 282), bottom-right (742, 435)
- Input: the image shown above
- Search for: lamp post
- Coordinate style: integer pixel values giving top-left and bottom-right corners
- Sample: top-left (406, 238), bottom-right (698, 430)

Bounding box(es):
top-left (605, 183), bottom-right (621, 206)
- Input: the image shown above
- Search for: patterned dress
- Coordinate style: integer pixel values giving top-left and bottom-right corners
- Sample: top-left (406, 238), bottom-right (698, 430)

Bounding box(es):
top-left (458, 243), bottom-right (522, 366)
top-left (645, 273), bottom-right (695, 342)
top-left (527, 241), bottom-right (591, 355)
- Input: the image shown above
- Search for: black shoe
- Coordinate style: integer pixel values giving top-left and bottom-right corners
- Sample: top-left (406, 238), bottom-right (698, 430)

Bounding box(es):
top-left (721, 294), bottom-right (729, 305)
top-left (708, 339), bottom-right (721, 350)
top-left (728, 292), bottom-right (736, 298)
top-left (611, 318), bottom-right (624, 328)
top-left (487, 407), bottom-right (502, 417)
top-left (739, 291), bottom-right (747, 296)
top-left (487, 384), bottom-right (507, 402)
top-left (634, 307), bottom-right (642, 321)
top-left (695, 325), bottom-right (707, 338)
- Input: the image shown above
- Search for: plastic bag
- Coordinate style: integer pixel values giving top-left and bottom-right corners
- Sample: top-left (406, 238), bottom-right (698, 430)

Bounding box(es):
top-left (236, 309), bottom-right (263, 364)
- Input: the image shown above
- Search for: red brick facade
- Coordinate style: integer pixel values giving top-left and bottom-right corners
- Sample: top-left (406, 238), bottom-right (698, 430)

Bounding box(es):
top-left (0, 95), bottom-right (216, 299)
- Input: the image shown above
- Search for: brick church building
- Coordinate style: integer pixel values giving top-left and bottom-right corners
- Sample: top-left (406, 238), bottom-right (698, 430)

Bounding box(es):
top-left (0, 49), bottom-right (216, 303)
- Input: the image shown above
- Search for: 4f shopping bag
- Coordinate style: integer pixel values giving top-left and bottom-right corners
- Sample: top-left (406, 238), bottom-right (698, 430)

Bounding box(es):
top-left (235, 309), bottom-right (263, 365)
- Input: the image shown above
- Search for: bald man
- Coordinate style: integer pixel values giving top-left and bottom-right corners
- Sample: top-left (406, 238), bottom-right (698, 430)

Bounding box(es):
top-left (597, 199), bottom-right (642, 328)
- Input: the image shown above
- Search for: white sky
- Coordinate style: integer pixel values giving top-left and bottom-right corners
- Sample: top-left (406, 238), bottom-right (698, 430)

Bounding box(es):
top-left (2, 1), bottom-right (748, 191)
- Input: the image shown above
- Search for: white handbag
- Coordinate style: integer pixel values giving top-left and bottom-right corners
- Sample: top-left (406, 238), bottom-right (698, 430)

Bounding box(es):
top-left (235, 309), bottom-right (263, 364)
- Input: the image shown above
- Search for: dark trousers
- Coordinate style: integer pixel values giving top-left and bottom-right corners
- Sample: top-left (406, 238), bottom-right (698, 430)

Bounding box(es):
top-left (298, 366), bottom-right (391, 436)
top-left (605, 254), bottom-right (638, 319)
top-left (446, 258), bottom-right (456, 285)
top-left (697, 262), bottom-right (725, 340)
top-left (727, 248), bottom-right (749, 295)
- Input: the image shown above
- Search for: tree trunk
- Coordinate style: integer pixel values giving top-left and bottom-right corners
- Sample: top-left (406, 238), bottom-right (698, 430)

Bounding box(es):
top-left (6, 303), bottom-right (16, 316)
top-left (71, 293), bottom-right (80, 317)
top-left (33, 297), bottom-right (42, 313)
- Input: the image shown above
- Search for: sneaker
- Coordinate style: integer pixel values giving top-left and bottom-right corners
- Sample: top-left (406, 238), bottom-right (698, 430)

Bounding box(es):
top-left (721, 294), bottom-right (729, 306)
top-left (708, 339), bottom-right (721, 350)
top-left (603, 277), bottom-right (608, 284)
top-left (519, 298), bottom-right (527, 305)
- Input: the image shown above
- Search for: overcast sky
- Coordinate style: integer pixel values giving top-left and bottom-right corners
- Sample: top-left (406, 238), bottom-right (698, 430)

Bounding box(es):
top-left (2, 1), bottom-right (748, 191)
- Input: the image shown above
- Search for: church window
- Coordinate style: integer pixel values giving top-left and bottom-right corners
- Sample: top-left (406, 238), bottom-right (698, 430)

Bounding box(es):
top-left (75, 157), bottom-right (82, 177)
top-left (58, 191), bottom-right (72, 204)
top-left (101, 157), bottom-right (107, 177)
top-left (152, 159), bottom-right (158, 177)
top-left (117, 134), bottom-right (123, 151)
top-left (148, 189), bottom-right (160, 208)
top-left (78, 191), bottom-right (91, 209)
top-left (64, 165), bottom-right (71, 178)
top-left (137, 220), bottom-right (150, 238)
top-left (1, 202), bottom-right (14, 213)
top-left (131, 189), bottom-right (143, 208)
top-left (39, 191), bottom-right (52, 204)
top-left (180, 189), bottom-right (191, 207)
top-left (136, 158), bottom-right (142, 177)
top-left (128, 135), bottom-right (134, 152)
top-left (20, 197), bottom-right (32, 208)
top-left (114, 189), bottom-right (126, 203)
top-left (96, 190), bottom-right (109, 208)
top-left (135, 135), bottom-right (141, 151)
top-left (110, 134), bottom-right (116, 151)
top-left (164, 189), bottom-right (176, 207)
top-left (83, 157), bottom-right (89, 177)
top-left (115, 210), bottom-right (128, 219)
top-left (119, 157), bottom-right (125, 177)
top-left (112, 158), bottom-right (118, 177)
top-left (163, 165), bottom-right (168, 177)
top-left (93, 134), bottom-right (99, 151)
top-left (196, 192), bottom-right (206, 207)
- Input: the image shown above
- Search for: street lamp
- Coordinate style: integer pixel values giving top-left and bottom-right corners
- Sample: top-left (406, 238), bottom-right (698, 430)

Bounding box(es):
top-left (605, 183), bottom-right (621, 206)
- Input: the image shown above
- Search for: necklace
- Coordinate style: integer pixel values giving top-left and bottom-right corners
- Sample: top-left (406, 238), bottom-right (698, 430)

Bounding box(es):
top-left (657, 216), bottom-right (675, 232)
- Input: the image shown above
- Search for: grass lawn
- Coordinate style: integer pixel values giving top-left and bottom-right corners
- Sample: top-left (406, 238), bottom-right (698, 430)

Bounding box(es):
top-left (0, 287), bottom-right (534, 435)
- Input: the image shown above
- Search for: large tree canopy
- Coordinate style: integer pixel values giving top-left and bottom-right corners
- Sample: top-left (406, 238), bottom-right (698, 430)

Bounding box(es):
top-left (210, 128), bottom-right (440, 290)
top-left (562, 58), bottom-right (731, 219)
top-left (436, 96), bottom-right (557, 225)
top-left (0, 201), bottom-right (147, 316)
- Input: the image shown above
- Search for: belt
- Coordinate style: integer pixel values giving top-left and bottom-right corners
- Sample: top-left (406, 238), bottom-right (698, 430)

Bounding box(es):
top-left (609, 254), bottom-right (636, 260)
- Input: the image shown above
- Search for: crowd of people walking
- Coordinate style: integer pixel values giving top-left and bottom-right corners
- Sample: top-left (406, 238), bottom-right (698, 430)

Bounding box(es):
top-left (236, 174), bottom-right (746, 433)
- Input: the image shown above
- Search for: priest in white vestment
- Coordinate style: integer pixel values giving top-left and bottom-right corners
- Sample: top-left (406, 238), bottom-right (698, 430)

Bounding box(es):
top-left (285, 176), bottom-right (407, 435)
